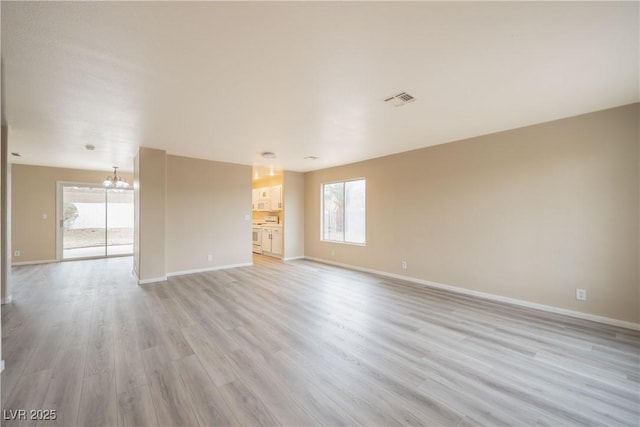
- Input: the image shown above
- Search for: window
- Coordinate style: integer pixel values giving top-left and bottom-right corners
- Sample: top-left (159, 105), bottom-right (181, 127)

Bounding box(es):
top-left (322, 179), bottom-right (366, 244)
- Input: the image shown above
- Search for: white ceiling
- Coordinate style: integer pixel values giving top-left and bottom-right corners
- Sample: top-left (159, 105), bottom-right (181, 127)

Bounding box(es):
top-left (2, 1), bottom-right (638, 173)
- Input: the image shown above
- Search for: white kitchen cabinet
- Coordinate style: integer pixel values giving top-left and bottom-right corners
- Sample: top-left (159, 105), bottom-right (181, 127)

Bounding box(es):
top-left (251, 189), bottom-right (259, 211)
top-left (258, 188), bottom-right (270, 200)
top-left (270, 227), bottom-right (283, 255)
top-left (255, 187), bottom-right (271, 211)
top-left (261, 226), bottom-right (271, 250)
top-left (261, 226), bottom-right (283, 257)
top-left (252, 185), bottom-right (282, 212)
top-left (270, 185), bottom-right (282, 211)
top-left (256, 199), bottom-right (270, 211)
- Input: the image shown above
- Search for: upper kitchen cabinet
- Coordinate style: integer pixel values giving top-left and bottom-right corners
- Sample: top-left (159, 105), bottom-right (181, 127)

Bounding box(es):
top-left (252, 185), bottom-right (282, 211)
top-left (258, 188), bottom-right (270, 200)
top-left (270, 185), bottom-right (282, 211)
top-left (255, 187), bottom-right (271, 211)
top-left (256, 197), bottom-right (270, 211)
top-left (251, 189), bottom-right (259, 211)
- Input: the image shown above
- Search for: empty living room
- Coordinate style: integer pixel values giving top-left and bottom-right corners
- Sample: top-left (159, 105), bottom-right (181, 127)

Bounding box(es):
top-left (0, 1), bottom-right (638, 427)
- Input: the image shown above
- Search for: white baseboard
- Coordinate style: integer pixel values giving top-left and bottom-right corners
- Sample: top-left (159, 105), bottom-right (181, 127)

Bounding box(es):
top-left (283, 256), bottom-right (305, 261)
top-left (12, 259), bottom-right (57, 266)
top-left (138, 276), bottom-right (167, 285)
top-left (1, 295), bottom-right (12, 305)
top-left (167, 262), bottom-right (252, 278)
top-left (304, 256), bottom-right (640, 331)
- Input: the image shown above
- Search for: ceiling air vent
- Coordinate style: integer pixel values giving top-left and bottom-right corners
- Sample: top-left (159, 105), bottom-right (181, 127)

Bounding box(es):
top-left (383, 91), bottom-right (416, 107)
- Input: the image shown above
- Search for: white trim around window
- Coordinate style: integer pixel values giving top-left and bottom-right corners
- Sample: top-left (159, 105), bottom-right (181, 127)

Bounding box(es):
top-left (320, 178), bottom-right (366, 245)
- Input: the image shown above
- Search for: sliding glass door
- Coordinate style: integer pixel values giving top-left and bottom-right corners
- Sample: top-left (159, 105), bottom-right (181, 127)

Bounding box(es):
top-left (60, 184), bottom-right (133, 260)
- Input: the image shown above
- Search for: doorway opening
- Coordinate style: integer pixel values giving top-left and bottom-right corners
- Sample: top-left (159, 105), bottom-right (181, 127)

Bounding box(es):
top-left (58, 183), bottom-right (134, 260)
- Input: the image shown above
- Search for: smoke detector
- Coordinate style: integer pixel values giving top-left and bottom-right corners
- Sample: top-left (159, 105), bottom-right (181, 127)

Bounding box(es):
top-left (383, 91), bottom-right (416, 107)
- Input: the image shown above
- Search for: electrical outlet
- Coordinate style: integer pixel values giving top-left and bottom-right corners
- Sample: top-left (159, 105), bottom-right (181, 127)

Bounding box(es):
top-left (207, 254), bottom-right (213, 262)
top-left (42, 213), bottom-right (48, 220)
top-left (14, 250), bottom-right (20, 257)
top-left (401, 261), bottom-right (408, 269)
top-left (576, 288), bottom-right (587, 301)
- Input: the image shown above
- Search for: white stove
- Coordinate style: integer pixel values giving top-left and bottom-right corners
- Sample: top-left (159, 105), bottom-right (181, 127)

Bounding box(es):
top-left (252, 225), bottom-right (262, 253)
top-left (263, 215), bottom-right (279, 225)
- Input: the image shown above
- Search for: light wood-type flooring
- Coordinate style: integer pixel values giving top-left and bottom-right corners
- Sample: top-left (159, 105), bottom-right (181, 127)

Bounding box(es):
top-left (2, 255), bottom-right (639, 426)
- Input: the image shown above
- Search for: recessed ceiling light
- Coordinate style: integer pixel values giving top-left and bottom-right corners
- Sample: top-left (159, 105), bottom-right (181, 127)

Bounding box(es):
top-left (11, 152), bottom-right (20, 157)
top-left (85, 144), bottom-right (95, 151)
top-left (304, 156), bottom-right (319, 160)
top-left (261, 152), bottom-right (276, 159)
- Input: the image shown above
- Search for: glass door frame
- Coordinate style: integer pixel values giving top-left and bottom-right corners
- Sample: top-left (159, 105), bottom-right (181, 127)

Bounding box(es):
top-left (56, 181), bottom-right (134, 261)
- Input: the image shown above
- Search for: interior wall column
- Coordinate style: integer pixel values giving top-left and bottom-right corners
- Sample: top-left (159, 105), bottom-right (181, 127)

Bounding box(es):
top-left (1, 125), bottom-right (11, 304)
top-left (133, 147), bottom-right (166, 284)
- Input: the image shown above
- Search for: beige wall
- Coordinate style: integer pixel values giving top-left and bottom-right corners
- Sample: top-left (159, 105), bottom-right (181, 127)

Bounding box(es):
top-left (1, 126), bottom-right (10, 304)
top-left (11, 164), bottom-right (133, 264)
top-left (135, 147), bottom-right (166, 281)
top-left (305, 103), bottom-right (640, 324)
top-left (11, 150), bottom-right (252, 281)
top-left (283, 171), bottom-right (304, 260)
top-left (1, 6), bottom-right (4, 368)
top-left (133, 153), bottom-right (140, 277)
top-left (166, 155), bottom-right (252, 273)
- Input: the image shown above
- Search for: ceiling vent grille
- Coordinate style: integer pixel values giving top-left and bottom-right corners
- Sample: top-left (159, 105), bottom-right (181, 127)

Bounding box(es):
top-left (383, 91), bottom-right (416, 107)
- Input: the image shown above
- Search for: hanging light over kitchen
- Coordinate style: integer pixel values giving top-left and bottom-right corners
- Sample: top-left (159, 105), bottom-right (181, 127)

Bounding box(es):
top-left (103, 166), bottom-right (129, 188)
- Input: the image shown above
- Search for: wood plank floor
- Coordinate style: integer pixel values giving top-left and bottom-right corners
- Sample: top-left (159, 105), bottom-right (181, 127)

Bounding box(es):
top-left (2, 255), bottom-right (639, 426)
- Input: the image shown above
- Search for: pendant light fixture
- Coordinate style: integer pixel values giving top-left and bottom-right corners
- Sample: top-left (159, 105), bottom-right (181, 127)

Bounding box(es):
top-left (103, 166), bottom-right (129, 188)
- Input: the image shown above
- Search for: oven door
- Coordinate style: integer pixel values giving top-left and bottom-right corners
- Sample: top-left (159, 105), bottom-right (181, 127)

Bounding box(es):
top-left (252, 227), bottom-right (261, 245)
top-left (252, 227), bottom-right (263, 254)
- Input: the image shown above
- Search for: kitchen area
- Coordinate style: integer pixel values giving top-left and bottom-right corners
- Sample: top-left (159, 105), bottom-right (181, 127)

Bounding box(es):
top-left (251, 171), bottom-right (284, 258)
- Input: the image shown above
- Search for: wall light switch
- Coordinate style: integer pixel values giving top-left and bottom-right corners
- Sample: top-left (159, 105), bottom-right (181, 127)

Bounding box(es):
top-left (42, 213), bottom-right (48, 220)
top-left (244, 214), bottom-right (250, 221)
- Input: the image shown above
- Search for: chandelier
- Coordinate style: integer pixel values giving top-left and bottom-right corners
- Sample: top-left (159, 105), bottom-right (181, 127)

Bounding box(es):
top-left (103, 166), bottom-right (129, 188)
